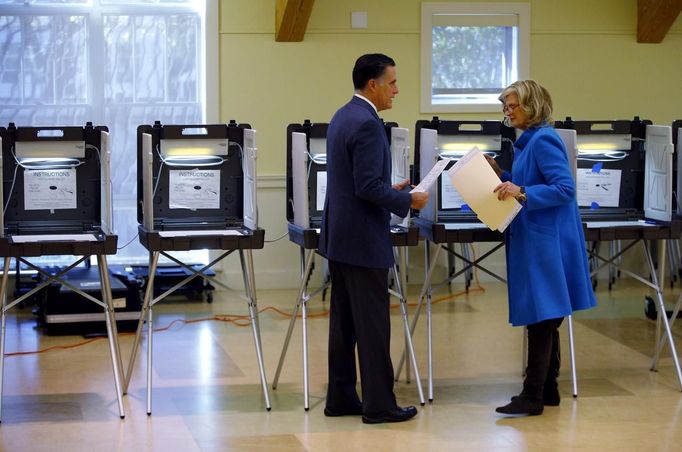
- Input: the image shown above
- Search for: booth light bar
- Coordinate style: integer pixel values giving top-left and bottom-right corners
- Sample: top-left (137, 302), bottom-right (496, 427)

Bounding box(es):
top-left (438, 143), bottom-right (498, 159)
top-left (161, 155), bottom-right (224, 167)
top-left (15, 141), bottom-right (85, 158)
top-left (17, 157), bottom-right (81, 169)
top-left (436, 134), bottom-right (501, 158)
top-left (160, 138), bottom-right (228, 157)
top-left (576, 134), bottom-right (631, 153)
top-left (309, 153), bottom-right (326, 164)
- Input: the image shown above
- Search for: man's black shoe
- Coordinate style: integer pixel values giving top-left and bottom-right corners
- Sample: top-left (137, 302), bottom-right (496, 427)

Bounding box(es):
top-left (496, 396), bottom-right (543, 416)
top-left (324, 404), bottom-right (363, 417)
top-left (361, 406), bottom-right (418, 424)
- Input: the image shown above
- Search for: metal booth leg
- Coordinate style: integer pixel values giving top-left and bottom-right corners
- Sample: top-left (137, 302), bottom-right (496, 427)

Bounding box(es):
top-left (425, 242), bottom-right (436, 402)
top-left (567, 315), bottom-right (578, 398)
top-left (394, 247), bottom-right (425, 405)
top-left (394, 240), bottom-right (441, 397)
top-left (0, 256), bottom-right (11, 422)
top-left (655, 292), bottom-right (682, 369)
top-left (97, 255), bottom-right (125, 419)
top-left (272, 247), bottom-right (316, 411)
top-left (239, 249), bottom-right (272, 410)
top-left (400, 249), bottom-right (411, 384)
top-left (123, 251), bottom-right (159, 414)
top-left (522, 327), bottom-right (527, 377)
top-left (145, 252), bottom-right (160, 415)
top-left (644, 240), bottom-right (682, 390)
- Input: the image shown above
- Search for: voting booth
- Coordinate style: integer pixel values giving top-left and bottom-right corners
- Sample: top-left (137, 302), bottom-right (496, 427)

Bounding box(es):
top-left (0, 122), bottom-right (124, 420)
top-left (556, 117), bottom-right (682, 388)
top-left (273, 120), bottom-right (425, 410)
top-left (124, 121), bottom-right (271, 414)
top-left (554, 117), bottom-right (675, 223)
top-left (413, 118), bottom-right (515, 291)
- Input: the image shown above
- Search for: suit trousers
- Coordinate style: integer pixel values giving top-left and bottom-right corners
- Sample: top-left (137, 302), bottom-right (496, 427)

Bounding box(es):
top-left (522, 317), bottom-right (564, 401)
top-left (326, 260), bottom-right (397, 415)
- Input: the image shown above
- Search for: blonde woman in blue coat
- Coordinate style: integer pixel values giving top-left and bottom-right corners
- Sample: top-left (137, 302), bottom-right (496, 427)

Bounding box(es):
top-left (486, 80), bottom-right (597, 416)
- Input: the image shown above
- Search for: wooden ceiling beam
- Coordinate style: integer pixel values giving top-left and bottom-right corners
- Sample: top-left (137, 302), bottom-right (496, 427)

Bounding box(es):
top-left (637, 0), bottom-right (682, 43)
top-left (276, 0), bottom-right (315, 42)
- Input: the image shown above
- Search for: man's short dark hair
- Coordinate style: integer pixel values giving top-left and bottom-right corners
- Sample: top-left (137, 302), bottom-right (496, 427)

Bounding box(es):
top-left (352, 53), bottom-right (395, 90)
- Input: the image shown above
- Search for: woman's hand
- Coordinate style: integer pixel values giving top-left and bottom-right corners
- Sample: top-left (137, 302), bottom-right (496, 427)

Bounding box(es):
top-left (485, 154), bottom-right (503, 178)
top-left (494, 181), bottom-right (521, 200)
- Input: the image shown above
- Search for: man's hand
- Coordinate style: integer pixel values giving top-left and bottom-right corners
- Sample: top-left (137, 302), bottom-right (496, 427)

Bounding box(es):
top-left (394, 178), bottom-right (428, 208)
top-left (410, 191), bottom-right (429, 209)
top-left (393, 179), bottom-right (411, 191)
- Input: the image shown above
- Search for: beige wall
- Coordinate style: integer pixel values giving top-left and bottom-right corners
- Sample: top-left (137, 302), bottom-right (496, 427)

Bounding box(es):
top-left (217, 0), bottom-right (682, 289)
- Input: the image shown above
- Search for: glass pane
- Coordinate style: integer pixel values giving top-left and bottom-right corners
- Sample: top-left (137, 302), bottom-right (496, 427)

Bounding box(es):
top-left (23, 16), bottom-right (55, 104)
top-left (32, 0), bottom-right (89, 3)
top-left (54, 16), bottom-right (88, 104)
top-left (432, 26), bottom-right (515, 92)
top-left (0, 0), bottom-right (89, 3)
top-left (102, 0), bottom-right (192, 4)
top-left (166, 15), bottom-right (198, 102)
top-left (1, 15), bottom-right (88, 106)
top-left (104, 15), bottom-right (134, 103)
top-left (105, 14), bottom-right (199, 103)
top-left (134, 16), bottom-right (166, 102)
top-left (0, 16), bottom-right (22, 104)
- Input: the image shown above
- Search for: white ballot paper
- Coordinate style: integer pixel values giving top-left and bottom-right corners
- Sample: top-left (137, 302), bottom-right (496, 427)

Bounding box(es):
top-left (410, 158), bottom-right (451, 193)
top-left (447, 147), bottom-right (522, 232)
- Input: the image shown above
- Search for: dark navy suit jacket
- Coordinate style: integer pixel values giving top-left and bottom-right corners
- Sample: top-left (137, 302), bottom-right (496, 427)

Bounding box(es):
top-left (319, 96), bottom-right (412, 269)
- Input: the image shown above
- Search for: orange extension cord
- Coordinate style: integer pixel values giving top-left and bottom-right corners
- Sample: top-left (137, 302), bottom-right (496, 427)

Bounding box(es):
top-left (5, 244), bottom-right (487, 357)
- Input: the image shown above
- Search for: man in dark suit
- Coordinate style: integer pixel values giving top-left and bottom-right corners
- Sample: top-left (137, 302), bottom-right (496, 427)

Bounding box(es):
top-left (319, 53), bottom-right (429, 424)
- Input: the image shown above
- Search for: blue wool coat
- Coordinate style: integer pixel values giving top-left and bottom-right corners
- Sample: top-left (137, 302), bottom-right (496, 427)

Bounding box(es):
top-left (319, 96), bottom-right (412, 268)
top-left (502, 125), bottom-right (597, 326)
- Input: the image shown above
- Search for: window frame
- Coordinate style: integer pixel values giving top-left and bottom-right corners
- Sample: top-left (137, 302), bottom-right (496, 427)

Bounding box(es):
top-left (420, 2), bottom-right (530, 113)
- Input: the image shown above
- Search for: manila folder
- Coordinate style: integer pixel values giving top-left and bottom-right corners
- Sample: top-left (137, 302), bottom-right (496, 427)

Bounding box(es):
top-left (447, 147), bottom-right (521, 232)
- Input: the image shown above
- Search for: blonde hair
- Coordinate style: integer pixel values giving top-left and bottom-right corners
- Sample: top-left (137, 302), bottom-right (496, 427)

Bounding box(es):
top-left (499, 80), bottom-right (553, 127)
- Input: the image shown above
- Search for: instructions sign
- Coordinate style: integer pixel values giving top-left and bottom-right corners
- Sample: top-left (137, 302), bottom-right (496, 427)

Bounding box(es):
top-left (169, 169), bottom-right (220, 210)
top-left (24, 168), bottom-right (77, 211)
top-left (576, 168), bottom-right (622, 207)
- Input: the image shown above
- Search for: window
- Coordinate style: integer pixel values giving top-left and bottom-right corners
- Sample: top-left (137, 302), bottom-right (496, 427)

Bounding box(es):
top-left (0, 0), bottom-right (217, 266)
top-left (421, 2), bottom-right (530, 113)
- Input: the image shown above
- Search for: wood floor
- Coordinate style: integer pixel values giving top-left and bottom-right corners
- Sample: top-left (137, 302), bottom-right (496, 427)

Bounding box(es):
top-left (1, 275), bottom-right (681, 451)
